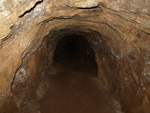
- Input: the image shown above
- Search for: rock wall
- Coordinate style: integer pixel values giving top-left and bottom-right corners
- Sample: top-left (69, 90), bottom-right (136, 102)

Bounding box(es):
top-left (0, 0), bottom-right (150, 113)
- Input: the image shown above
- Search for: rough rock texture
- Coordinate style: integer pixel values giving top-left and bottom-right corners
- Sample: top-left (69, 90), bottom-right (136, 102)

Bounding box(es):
top-left (0, 0), bottom-right (150, 113)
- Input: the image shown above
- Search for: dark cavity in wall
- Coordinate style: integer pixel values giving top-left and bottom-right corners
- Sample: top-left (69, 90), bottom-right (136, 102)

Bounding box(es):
top-left (40, 32), bottom-right (124, 113)
top-left (52, 33), bottom-right (98, 75)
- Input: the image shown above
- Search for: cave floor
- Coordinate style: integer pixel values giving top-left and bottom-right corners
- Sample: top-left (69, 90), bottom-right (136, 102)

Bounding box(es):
top-left (39, 59), bottom-right (123, 113)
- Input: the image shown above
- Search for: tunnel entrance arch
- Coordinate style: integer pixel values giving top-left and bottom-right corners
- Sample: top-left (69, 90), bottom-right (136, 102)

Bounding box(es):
top-left (11, 26), bottom-right (124, 113)
top-left (40, 29), bottom-right (123, 113)
top-left (53, 33), bottom-right (97, 69)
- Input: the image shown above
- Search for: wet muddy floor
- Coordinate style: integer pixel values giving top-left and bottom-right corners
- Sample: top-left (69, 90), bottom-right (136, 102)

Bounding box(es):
top-left (40, 60), bottom-right (123, 113)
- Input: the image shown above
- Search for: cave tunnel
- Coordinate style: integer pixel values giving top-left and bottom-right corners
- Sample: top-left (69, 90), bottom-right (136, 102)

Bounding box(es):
top-left (53, 34), bottom-right (97, 68)
top-left (0, 1), bottom-right (150, 113)
top-left (40, 31), bottom-right (119, 113)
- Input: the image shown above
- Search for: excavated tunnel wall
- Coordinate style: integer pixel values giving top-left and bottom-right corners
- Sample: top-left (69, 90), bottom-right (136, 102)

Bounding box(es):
top-left (9, 25), bottom-right (150, 113)
top-left (0, 1), bottom-right (150, 113)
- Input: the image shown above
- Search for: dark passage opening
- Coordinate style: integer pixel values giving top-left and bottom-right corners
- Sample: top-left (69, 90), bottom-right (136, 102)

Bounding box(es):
top-left (53, 34), bottom-right (97, 70)
top-left (40, 33), bottom-right (123, 113)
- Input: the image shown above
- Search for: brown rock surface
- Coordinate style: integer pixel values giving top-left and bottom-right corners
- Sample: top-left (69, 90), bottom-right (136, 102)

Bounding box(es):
top-left (0, 0), bottom-right (150, 113)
